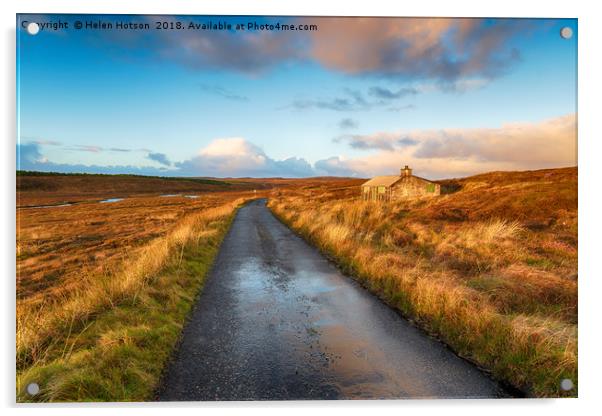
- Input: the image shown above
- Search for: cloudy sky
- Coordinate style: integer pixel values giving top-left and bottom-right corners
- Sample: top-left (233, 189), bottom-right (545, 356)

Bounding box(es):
top-left (17, 15), bottom-right (577, 179)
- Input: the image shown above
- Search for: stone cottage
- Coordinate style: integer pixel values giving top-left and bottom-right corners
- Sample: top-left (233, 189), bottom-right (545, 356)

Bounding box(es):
top-left (361, 166), bottom-right (441, 202)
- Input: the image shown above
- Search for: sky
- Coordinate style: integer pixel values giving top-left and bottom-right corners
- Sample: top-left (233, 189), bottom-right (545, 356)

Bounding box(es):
top-left (16, 15), bottom-right (577, 179)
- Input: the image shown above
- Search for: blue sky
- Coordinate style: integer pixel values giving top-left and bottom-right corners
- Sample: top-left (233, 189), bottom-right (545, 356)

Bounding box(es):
top-left (17, 15), bottom-right (577, 178)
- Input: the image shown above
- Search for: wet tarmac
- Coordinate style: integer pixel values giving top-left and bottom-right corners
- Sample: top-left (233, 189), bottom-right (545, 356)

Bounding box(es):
top-left (157, 199), bottom-right (512, 401)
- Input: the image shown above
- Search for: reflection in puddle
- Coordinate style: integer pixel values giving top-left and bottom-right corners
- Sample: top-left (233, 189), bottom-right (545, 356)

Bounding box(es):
top-left (160, 194), bottom-right (181, 197)
top-left (185, 195), bottom-right (199, 199)
top-left (313, 317), bottom-right (337, 327)
top-left (235, 260), bottom-right (267, 292)
top-left (100, 198), bottom-right (124, 203)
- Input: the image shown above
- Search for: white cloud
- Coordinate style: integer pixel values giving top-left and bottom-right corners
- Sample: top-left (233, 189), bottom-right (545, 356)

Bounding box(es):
top-left (200, 137), bottom-right (262, 158)
top-left (177, 137), bottom-right (314, 177)
top-left (314, 156), bottom-right (357, 177)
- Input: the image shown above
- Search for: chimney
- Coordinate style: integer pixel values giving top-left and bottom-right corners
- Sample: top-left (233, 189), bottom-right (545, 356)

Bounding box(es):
top-left (401, 165), bottom-right (412, 177)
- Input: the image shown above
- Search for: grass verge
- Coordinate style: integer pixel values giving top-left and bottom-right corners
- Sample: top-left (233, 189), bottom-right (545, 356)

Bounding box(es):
top-left (16, 197), bottom-right (250, 402)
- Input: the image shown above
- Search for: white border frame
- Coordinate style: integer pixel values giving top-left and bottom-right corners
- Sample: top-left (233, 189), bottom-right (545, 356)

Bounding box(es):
top-left (3, 1), bottom-right (600, 415)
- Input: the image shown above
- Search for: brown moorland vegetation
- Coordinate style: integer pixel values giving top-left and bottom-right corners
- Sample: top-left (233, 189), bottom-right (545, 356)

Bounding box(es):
top-left (268, 167), bottom-right (577, 397)
top-left (16, 173), bottom-right (264, 401)
top-left (18, 192), bottom-right (251, 305)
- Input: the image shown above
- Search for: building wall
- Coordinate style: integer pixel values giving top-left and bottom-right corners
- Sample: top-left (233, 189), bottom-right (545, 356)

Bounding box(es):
top-left (361, 185), bottom-right (391, 201)
top-left (390, 176), bottom-right (440, 200)
top-left (361, 176), bottom-right (440, 201)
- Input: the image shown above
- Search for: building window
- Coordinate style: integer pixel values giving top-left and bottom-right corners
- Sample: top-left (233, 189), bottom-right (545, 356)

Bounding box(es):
top-left (426, 183), bottom-right (435, 193)
top-left (378, 186), bottom-right (386, 193)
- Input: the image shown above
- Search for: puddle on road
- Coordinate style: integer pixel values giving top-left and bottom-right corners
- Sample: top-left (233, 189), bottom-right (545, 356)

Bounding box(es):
top-left (160, 194), bottom-right (181, 197)
top-left (184, 195), bottom-right (199, 199)
top-left (313, 321), bottom-right (426, 398)
top-left (230, 251), bottom-right (436, 398)
top-left (100, 198), bottom-right (124, 203)
top-left (231, 256), bottom-right (407, 397)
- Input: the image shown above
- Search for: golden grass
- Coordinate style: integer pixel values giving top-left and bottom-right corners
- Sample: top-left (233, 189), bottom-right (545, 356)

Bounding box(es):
top-left (16, 195), bottom-right (252, 401)
top-left (16, 192), bottom-right (253, 304)
top-left (268, 167), bottom-right (577, 397)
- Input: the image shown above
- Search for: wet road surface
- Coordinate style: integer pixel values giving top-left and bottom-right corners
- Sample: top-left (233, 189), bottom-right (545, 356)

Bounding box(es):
top-left (157, 199), bottom-right (511, 401)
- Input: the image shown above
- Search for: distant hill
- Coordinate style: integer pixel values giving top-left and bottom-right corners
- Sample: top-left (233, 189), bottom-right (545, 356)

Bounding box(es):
top-left (16, 171), bottom-right (259, 206)
top-left (429, 166), bottom-right (577, 223)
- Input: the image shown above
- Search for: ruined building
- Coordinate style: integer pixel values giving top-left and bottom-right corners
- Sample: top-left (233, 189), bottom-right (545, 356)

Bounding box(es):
top-left (361, 165), bottom-right (441, 202)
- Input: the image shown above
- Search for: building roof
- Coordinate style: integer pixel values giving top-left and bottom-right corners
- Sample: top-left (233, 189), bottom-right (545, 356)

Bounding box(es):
top-left (362, 175), bottom-right (402, 187)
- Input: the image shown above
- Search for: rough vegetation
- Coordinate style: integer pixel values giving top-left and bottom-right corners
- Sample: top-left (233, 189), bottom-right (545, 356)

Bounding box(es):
top-left (268, 167), bottom-right (577, 397)
top-left (16, 169), bottom-right (576, 400)
top-left (17, 195), bottom-right (251, 401)
top-left (17, 192), bottom-right (253, 304)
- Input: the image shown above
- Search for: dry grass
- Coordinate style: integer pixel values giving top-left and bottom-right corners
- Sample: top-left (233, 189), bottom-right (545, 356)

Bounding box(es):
top-left (16, 190), bottom-right (253, 401)
top-left (17, 192), bottom-right (255, 304)
top-left (268, 167), bottom-right (577, 397)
